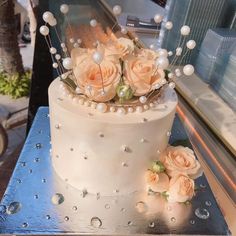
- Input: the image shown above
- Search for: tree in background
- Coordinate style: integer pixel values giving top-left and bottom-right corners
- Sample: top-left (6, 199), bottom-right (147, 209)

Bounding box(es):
top-left (0, 0), bottom-right (24, 75)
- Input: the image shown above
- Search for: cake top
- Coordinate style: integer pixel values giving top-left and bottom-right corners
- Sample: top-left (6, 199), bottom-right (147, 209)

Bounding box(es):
top-left (39, 3), bottom-right (196, 115)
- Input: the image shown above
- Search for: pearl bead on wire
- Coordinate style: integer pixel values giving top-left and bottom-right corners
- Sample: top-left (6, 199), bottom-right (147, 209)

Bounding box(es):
top-left (48, 18), bottom-right (57, 26)
top-left (165, 21), bottom-right (173, 30)
top-left (183, 64), bottom-right (194, 76)
top-left (42, 11), bottom-right (54, 23)
top-left (156, 57), bottom-right (169, 69)
top-left (92, 51), bottom-right (103, 64)
top-left (113, 5), bottom-right (122, 16)
top-left (60, 4), bottom-right (69, 14)
top-left (90, 19), bottom-right (97, 27)
top-left (154, 14), bottom-right (163, 23)
top-left (121, 27), bottom-right (128, 34)
top-left (39, 25), bottom-right (49, 36)
top-left (180, 25), bottom-right (190, 36)
top-left (186, 40), bottom-right (196, 50)
top-left (62, 57), bottom-right (73, 70)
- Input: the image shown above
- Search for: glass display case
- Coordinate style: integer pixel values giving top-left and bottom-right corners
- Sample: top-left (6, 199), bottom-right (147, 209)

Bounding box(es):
top-left (18, 0), bottom-right (236, 234)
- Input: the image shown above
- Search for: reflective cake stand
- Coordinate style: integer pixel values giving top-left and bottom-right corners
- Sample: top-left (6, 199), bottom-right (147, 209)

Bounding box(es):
top-left (0, 107), bottom-right (231, 235)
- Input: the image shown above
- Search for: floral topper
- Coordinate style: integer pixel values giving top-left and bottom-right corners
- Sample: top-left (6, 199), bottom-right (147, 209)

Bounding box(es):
top-left (146, 146), bottom-right (203, 203)
top-left (39, 4), bottom-right (196, 114)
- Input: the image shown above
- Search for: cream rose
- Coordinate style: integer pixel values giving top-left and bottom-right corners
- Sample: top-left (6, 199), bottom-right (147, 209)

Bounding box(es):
top-left (124, 56), bottom-right (164, 96)
top-left (73, 57), bottom-right (121, 102)
top-left (104, 37), bottom-right (134, 58)
top-left (167, 174), bottom-right (195, 203)
top-left (137, 48), bottom-right (158, 60)
top-left (145, 170), bottom-right (169, 193)
top-left (160, 146), bottom-right (203, 179)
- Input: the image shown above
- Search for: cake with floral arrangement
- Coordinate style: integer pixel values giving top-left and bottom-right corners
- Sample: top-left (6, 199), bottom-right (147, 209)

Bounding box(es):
top-left (39, 3), bottom-right (202, 202)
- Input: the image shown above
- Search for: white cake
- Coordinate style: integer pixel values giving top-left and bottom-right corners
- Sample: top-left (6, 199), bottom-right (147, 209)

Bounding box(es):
top-left (49, 78), bottom-right (177, 196)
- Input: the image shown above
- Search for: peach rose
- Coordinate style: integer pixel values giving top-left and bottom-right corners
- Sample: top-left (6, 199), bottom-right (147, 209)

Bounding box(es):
top-left (160, 146), bottom-right (203, 179)
top-left (167, 174), bottom-right (195, 203)
top-left (137, 48), bottom-right (158, 60)
top-left (71, 47), bottom-right (94, 67)
top-left (145, 170), bottom-right (169, 193)
top-left (104, 37), bottom-right (134, 58)
top-left (124, 56), bottom-right (165, 96)
top-left (73, 57), bottom-right (121, 102)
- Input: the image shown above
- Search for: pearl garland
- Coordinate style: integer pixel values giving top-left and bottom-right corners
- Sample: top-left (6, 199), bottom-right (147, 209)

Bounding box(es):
top-left (39, 26), bottom-right (49, 36)
top-left (92, 51), bottom-right (103, 64)
top-left (90, 19), bottom-right (97, 27)
top-left (154, 14), bottom-right (163, 23)
top-left (156, 57), bottom-right (169, 69)
top-left (121, 27), bottom-right (128, 34)
top-left (186, 40), bottom-right (196, 50)
top-left (42, 11), bottom-right (54, 23)
top-left (113, 5), bottom-right (122, 16)
top-left (183, 64), bottom-right (195, 76)
top-left (165, 21), bottom-right (173, 30)
top-left (62, 57), bottom-right (73, 70)
top-left (180, 25), bottom-right (190, 36)
top-left (96, 103), bottom-right (107, 113)
top-left (60, 4), bottom-right (69, 14)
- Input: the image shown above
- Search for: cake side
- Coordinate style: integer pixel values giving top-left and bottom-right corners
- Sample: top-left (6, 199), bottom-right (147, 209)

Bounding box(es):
top-left (49, 78), bottom-right (177, 196)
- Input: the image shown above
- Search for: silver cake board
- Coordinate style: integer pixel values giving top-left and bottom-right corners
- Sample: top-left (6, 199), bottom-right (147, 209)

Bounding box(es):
top-left (0, 107), bottom-right (231, 235)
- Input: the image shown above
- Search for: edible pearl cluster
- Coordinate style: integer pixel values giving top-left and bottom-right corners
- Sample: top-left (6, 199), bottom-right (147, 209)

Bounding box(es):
top-left (60, 82), bottom-right (169, 115)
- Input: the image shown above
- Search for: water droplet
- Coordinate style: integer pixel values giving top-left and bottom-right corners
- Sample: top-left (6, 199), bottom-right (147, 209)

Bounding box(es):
top-left (46, 215), bottom-right (51, 220)
top-left (0, 205), bottom-right (6, 214)
top-left (171, 217), bottom-right (176, 222)
top-left (38, 130), bottom-right (43, 134)
top-left (42, 178), bottom-right (46, 183)
top-left (6, 202), bottom-right (21, 214)
top-left (91, 217), bottom-right (102, 228)
top-left (190, 219), bottom-right (195, 225)
top-left (128, 221), bottom-right (133, 226)
top-left (205, 201), bottom-right (212, 207)
top-left (34, 157), bottom-right (40, 162)
top-left (34, 194), bottom-right (39, 199)
top-left (195, 208), bottom-right (210, 219)
top-left (200, 183), bottom-right (206, 188)
top-left (29, 169), bottom-right (33, 174)
top-left (72, 206), bottom-right (78, 211)
top-left (135, 201), bottom-right (148, 213)
top-left (20, 162), bottom-right (26, 167)
top-left (105, 204), bottom-right (110, 209)
top-left (35, 143), bottom-right (42, 149)
top-left (22, 222), bottom-right (28, 228)
top-left (64, 216), bottom-right (69, 221)
top-left (70, 148), bottom-right (74, 151)
top-left (16, 179), bottom-right (22, 184)
top-left (81, 188), bottom-right (88, 198)
top-left (51, 193), bottom-right (64, 205)
top-left (148, 222), bottom-right (155, 228)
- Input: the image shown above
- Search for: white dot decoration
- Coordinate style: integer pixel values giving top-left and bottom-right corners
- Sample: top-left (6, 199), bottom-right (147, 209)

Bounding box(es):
top-left (154, 14), bottom-right (163, 23)
top-left (168, 51), bottom-right (173, 57)
top-left (60, 4), bottom-right (69, 14)
top-left (121, 145), bottom-right (129, 152)
top-left (180, 25), bottom-right (190, 36)
top-left (158, 49), bottom-right (168, 57)
top-left (117, 107), bottom-right (126, 115)
top-left (186, 40), bottom-right (196, 50)
top-left (62, 57), bottom-right (73, 70)
top-left (168, 73), bottom-right (174, 79)
top-left (165, 21), bottom-right (173, 30)
top-left (90, 19), bottom-right (97, 27)
top-left (140, 138), bottom-right (146, 143)
top-left (96, 103), bottom-right (107, 113)
top-left (39, 26), bottom-right (49, 36)
top-left (113, 5), bottom-right (122, 16)
top-left (122, 162), bottom-right (128, 167)
top-left (42, 11), bottom-right (54, 23)
top-left (183, 64), bottom-right (194, 76)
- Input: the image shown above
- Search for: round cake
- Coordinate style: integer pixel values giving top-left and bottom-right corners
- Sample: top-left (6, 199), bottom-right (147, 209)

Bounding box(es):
top-left (49, 78), bottom-right (177, 196)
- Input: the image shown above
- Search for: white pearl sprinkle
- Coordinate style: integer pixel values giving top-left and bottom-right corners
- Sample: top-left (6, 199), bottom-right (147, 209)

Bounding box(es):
top-left (121, 27), bottom-right (128, 34)
top-left (90, 19), bottom-right (97, 27)
top-left (42, 11), bottom-right (54, 23)
top-left (61, 43), bottom-right (66, 48)
top-left (117, 107), bottom-right (126, 115)
top-left (62, 47), bottom-right (68, 52)
top-left (75, 87), bottom-right (82, 94)
top-left (181, 25), bottom-right (190, 36)
top-left (122, 162), bottom-right (128, 167)
top-left (140, 138), bottom-right (146, 143)
top-left (73, 43), bottom-right (79, 48)
top-left (55, 124), bottom-right (60, 129)
top-left (39, 25), bottom-right (49, 36)
top-left (165, 21), bottom-right (173, 30)
top-left (77, 38), bottom-right (82, 44)
top-left (92, 51), bottom-right (103, 64)
top-left (69, 38), bottom-right (75, 43)
top-left (169, 82), bottom-right (175, 89)
top-left (139, 96), bottom-right (147, 104)
top-left (183, 64), bottom-right (195, 76)
top-left (149, 102), bottom-right (154, 108)
top-left (168, 73), bottom-right (174, 79)
top-left (110, 106), bottom-right (116, 112)
top-left (168, 51), bottom-right (173, 57)
top-left (97, 103), bottom-right (107, 113)
top-left (78, 98), bottom-right (84, 105)
top-left (176, 47), bottom-right (182, 56)
top-left (62, 57), bottom-right (73, 70)
top-left (143, 105), bottom-right (149, 110)
top-left (128, 107), bottom-right (134, 113)
top-left (50, 47), bottom-right (57, 54)
top-left (154, 14), bottom-right (163, 23)
top-left (136, 106), bottom-right (143, 113)
top-left (186, 40), bottom-right (196, 50)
